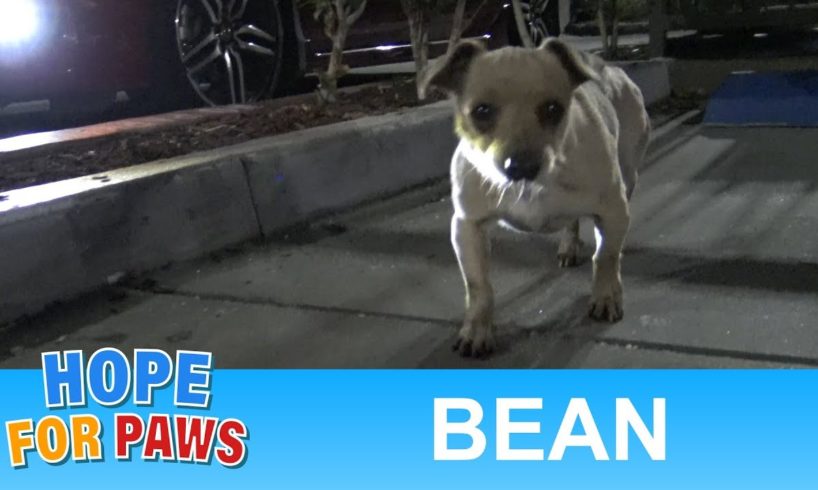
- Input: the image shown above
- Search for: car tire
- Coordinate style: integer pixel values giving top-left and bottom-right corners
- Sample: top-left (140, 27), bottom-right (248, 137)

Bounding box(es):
top-left (174, 0), bottom-right (289, 106)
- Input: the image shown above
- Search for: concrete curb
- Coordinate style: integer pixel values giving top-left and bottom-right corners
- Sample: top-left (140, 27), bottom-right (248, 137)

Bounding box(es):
top-left (0, 155), bottom-right (261, 323)
top-left (0, 60), bottom-right (671, 324)
top-left (0, 102), bottom-right (456, 323)
top-left (242, 104), bottom-right (456, 234)
top-left (613, 58), bottom-right (672, 106)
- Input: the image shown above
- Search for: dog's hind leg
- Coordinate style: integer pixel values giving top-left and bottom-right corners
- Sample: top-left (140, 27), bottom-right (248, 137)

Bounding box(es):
top-left (557, 219), bottom-right (583, 268)
top-left (606, 64), bottom-right (650, 201)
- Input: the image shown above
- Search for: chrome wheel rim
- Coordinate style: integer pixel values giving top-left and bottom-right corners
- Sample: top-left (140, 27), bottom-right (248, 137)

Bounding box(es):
top-left (175, 0), bottom-right (283, 106)
top-left (522, 0), bottom-right (554, 45)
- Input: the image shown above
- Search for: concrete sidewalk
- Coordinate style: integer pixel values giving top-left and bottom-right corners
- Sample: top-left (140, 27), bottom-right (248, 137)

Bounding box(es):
top-left (2, 122), bottom-right (818, 368)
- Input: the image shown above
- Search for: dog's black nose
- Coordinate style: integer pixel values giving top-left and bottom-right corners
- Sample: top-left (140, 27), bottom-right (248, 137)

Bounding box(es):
top-left (503, 152), bottom-right (541, 181)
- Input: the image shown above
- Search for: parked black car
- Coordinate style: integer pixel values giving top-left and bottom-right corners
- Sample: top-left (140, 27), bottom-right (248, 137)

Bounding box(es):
top-left (0, 1), bottom-right (570, 110)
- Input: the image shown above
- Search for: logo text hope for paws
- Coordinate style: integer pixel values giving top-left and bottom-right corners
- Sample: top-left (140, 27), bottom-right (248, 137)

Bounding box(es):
top-left (4, 349), bottom-right (248, 469)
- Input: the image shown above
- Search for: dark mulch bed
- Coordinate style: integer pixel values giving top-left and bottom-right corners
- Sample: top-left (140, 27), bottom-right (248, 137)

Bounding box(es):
top-left (564, 19), bottom-right (689, 37)
top-left (0, 76), bottom-right (703, 195)
top-left (647, 90), bottom-right (708, 119)
top-left (601, 44), bottom-right (651, 61)
top-left (565, 21), bottom-right (651, 37)
top-left (0, 78), bottom-right (443, 194)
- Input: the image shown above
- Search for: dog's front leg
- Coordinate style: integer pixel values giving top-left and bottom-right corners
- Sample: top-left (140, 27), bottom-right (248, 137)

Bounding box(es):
top-left (451, 216), bottom-right (495, 358)
top-left (589, 196), bottom-right (630, 322)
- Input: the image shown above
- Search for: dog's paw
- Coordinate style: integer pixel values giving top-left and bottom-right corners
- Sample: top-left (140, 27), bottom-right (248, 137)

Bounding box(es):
top-left (452, 323), bottom-right (496, 359)
top-left (558, 250), bottom-right (580, 268)
top-left (588, 292), bottom-right (623, 322)
top-left (557, 239), bottom-right (583, 268)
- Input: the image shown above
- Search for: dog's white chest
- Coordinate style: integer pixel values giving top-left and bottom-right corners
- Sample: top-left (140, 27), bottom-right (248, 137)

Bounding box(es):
top-left (497, 186), bottom-right (574, 234)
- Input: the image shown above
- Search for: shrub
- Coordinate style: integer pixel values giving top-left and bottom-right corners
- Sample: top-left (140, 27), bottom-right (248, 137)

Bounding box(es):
top-left (299, 0), bottom-right (368, 102)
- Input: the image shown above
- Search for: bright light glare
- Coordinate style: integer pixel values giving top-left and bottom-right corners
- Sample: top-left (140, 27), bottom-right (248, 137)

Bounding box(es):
top-left (0, 0), bottom-right (40, 45)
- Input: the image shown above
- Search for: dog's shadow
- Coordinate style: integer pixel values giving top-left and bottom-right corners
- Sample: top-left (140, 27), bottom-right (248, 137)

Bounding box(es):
top-left (417, 296), bottom-right (612, 368)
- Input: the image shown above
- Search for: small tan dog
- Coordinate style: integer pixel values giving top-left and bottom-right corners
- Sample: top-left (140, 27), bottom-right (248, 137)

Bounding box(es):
top-left (422, 39), bottom-right (650, 358)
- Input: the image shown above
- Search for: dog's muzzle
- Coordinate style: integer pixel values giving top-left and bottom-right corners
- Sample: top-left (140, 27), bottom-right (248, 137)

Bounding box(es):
top-left (502, 151), bottom-right (541, 182)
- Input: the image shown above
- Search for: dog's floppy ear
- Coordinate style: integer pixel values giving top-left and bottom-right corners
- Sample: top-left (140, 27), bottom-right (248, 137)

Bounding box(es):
top-left (539, 38), bottom-right (597, 88)
top-left (420, 40), bottom-right (486, 98)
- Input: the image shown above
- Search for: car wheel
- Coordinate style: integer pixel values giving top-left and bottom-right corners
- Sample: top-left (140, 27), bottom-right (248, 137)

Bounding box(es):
top-left (521, 0), bottom-right (561, 45)
top-left (175, 0), bottom-right (285, 106)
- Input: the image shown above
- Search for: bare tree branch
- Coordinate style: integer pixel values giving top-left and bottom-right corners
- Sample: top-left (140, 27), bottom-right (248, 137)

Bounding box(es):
top-left (459, 0), bottom-right (488, 38)
top-left (511, 0), bottom-right (534, 48)
top-left (447, 0), bottom-right (468, 53)
top-left (598, 0), bottom-right (609, 54)
top-left (301, 0), bottom-right (368, 102)
top-left (402, 0), bottom-right (435, 99)
top-left (347, 0), bottom-right (368, 25)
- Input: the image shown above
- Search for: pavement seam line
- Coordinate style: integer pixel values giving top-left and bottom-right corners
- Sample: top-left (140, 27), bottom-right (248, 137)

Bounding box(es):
top-left (131, 287), bottom-right (818, 367)
top-left (128, 287), bottom-right (461, 327)
top-left (650, 109), bottom-right (701, 142)
top-left (238, 155), bottom-right (265, 238)
top-left (580, 336), bottom-right (818, 367)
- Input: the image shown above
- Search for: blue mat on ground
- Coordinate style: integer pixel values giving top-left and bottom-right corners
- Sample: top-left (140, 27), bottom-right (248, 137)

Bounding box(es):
top-left (704, 71), bottom-right (818, 126)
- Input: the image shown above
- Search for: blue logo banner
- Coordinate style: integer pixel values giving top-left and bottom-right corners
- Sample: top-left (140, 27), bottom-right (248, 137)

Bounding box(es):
top-left (1, 369), bottom-right (815, 489)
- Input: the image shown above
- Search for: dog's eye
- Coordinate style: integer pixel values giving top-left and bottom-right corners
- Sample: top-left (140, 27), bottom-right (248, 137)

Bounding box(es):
top-left (537, 100), bottom-right (564, 126)
top-left (471, 103), bottom-right (496, 124)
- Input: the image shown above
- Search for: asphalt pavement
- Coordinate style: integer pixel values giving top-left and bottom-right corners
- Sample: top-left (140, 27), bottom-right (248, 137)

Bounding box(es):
top-left (2, 116), bottom-right (818, 369)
